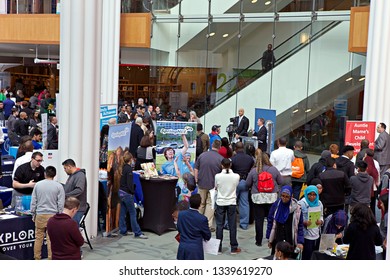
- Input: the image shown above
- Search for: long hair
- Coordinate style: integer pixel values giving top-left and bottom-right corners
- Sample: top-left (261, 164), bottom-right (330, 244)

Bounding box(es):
top-left (350, 203), bottom-right (377, 230)
top-left (256, 149), bottom-right (272, 174)
top-left (364, 149), bottom-right (379, 185)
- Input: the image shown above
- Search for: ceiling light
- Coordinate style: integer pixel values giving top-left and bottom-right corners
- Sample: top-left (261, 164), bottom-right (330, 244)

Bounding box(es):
top-left (29, 48), bottom-right (35, 52)
top-left (305, 108), bottom-right (311, 113)
top-left (222, 33), bottom-right (229, 38)
top-left (293, 109), bottom-right (299, 114)
top-left (345, 77), bottom-right (353, 82)
top-left (359, 77), bottom-right (365, 81)
top-left (209, 32), bottom-right (215, 37)
top-left (251, 0), bottom-right (258, 3)
top-left (265, 1), bottom-right (271, 5)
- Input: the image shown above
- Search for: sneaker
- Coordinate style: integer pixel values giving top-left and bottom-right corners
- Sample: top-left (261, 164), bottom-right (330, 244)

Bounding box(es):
top-left (230, 248), bottom-right (242, 255)
top-left (135, 234), bottom-right (148, 239)
top-left (210, 227), bottom-right (216, 232)
top-left (239, 225), bottom-right (248, 230)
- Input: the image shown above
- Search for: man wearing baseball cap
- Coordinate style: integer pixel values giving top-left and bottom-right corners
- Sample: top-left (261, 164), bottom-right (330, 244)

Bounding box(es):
top-left (209, 125), bottom-right (221, 150)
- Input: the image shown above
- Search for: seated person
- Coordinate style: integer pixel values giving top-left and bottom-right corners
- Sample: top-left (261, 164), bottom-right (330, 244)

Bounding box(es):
top-left (322, 209), bottom-right (348, 244)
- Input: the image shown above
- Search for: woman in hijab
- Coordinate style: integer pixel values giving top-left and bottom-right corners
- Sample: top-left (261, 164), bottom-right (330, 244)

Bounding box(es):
top-left (298, 185), bottom-right (324, 260)
top-left (266, 185), bottom-right (304, 255)
top-left (322, 209), bottom-right (348, 244)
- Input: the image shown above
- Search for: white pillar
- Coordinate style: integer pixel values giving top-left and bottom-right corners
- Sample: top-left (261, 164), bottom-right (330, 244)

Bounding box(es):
top-left (362, 0), bottom-right (390, 260)
top-left (59, 0), bottom-right (103, 238)
top-left (101, 0), bottom-right (121, 105)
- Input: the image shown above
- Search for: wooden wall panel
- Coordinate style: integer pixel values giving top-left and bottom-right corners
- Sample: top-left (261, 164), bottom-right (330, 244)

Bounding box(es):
top-left (120, 13), bottom-right (151, 48)
top-left (0, 13), bottom-right (152, 48)
top-left (0, 14), bottom-right (60, 44)
top-left (349, 6), bottom-right (370, 53)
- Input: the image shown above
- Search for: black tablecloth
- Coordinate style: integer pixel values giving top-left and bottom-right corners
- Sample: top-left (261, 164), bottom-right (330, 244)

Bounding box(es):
top-left (0, 213), bottom-right (47, 260)
top-left (311, 251), bottom-right (344, 260)
top-left (139, 177), bottom-right (178, 235)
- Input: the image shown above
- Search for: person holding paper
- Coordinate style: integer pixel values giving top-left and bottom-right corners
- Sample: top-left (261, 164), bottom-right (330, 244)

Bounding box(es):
top-left (298, 185), bottom-right (324, 260)
top-left (177, 194), bottom-right (211, 260)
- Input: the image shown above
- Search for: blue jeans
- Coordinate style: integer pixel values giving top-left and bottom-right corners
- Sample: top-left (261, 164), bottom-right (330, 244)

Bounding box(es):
top-left (236, 179), bottom-right (249, 229)
top-left (215, 205), bottom-right (238, 251)
top-left (73, 210), bottom-right (84, 225)
top-left (119, 194), bottom-right (142, 236)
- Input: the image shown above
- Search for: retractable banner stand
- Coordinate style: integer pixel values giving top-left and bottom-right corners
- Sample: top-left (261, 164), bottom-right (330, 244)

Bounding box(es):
top-left (344, 121), bottom-right (376, 155)
top-left (254, 108), bottom-right (276, 153)
top-left (100, 104), bottom-right (117, 129)
top-left (106, 123), bottom-right (131, 235)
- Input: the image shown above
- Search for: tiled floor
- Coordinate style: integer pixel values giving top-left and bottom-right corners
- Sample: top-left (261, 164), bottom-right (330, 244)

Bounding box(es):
top-left (83, 224), bottom-right (271, 260)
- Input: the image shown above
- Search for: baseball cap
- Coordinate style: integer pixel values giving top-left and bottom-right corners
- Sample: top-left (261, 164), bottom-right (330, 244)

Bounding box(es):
top-left (212, 125), bottom-right (221, 131)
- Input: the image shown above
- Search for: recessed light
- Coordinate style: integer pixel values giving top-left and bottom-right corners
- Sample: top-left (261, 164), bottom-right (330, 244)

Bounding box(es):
top-left (251, 0), bottom-right (258, 3)
top-left (209, 32), bottom-right (215, 37)
top-left (29, 48), bottom-right (35, 52)
top-left (265, 1), bottom-right (271, 5)
top-left (305, 109), bottom-right (312, 113)
top-left (223, 33), bottom-right (229, 38)
top-left (293, 109), bottom-right (299, 113)
top-left (345, 77), bottom-right (353, 82)
top-left (359, 77), bottom-right (365, 81)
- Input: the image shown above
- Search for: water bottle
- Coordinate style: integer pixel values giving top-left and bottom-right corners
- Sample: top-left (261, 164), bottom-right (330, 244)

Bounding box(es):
top-left (15, 196), bottom-right (24, 214)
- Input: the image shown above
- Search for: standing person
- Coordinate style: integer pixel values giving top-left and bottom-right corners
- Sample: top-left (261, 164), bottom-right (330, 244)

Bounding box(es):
top-left (194, 139), bottom-right (224, 231)
top-left (176, 194), bottom-right (211, 260)
top-left (364, 149), bottom-right (380, 216)
top-left (135, 134), bottom-right (156, 171)
top-left (218, 137), bottom-right (233, 159)
top-left (129, 117), bottom-right (144, 158)
top-left (246, 150), bottom-right (283, 246)
top-left (356, 139), bottom-right (370, 162)
top-left (47, 116), bottom-right (58, 149)
top-left (3, 93), bottom-right (15, 119)
top-left (266, 185), bottom-right (304, 255)
top-left (189, 111), bottom-right (201, 123)
top-left (262, 44), bottom-right (276, 73)
top-left (30, 128), bottom-right (43, 149)
top-left (291, 140), bottom-right (310, 199)
top-left (196, 123), bottom-right (209, 158)
top-left (30, 166), bottom-right (65, 260)
top-left (343, 203), bottom-right (383, 260)
top-left (119, 151), bottom-right (148, 239)
top-left (62, 159), bottom-right (87, 224)
top-left (233, 108), bottom-right (249, 140)
top-left (374, 122), bottom-right (390, 177)
top-left (270, 137), bottom-right (295, 186)
top-left (47, 197), bottom-right (85, 260)
top-left (231, 142), bottom-right (254, 230)
top-left (306, 150), bottom-right (331, 185)
top-left (12, 151), bottom-right (45, 206)
top-left (349, 160), bottom-right (373, 210)
top-left (215, 158), bottom-right (241, 254)
top-left (298, 185), bottom-right (324, 260)
top-left (208, 125), bottom-right (222, 150)
top-left (253, 117), bottom-right (267, 153)
top-left (329, 143), bottom-right (340, 158)
top-left (99, 125), bottom-right (109, 169)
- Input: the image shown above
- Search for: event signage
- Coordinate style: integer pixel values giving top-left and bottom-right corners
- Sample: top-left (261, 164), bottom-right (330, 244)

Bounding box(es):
top-left (100, 104), bottom-right (117, 129)
top-left (344, 121), bottom-right (376, 155)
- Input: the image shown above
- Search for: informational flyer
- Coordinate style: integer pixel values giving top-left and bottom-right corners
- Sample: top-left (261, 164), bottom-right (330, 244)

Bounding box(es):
top-left (308, 206), bottom-right (321, 229)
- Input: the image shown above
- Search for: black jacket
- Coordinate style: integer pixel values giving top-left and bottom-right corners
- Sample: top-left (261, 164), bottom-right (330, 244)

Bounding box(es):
top-left (319, 168), bottom-right (349, 208)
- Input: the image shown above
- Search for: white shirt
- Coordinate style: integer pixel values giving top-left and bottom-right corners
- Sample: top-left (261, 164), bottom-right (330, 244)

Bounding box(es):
top-left (215, 169), bottom-right (239, 206)
top-left (270, 146), bottom-right (295, 176)
top-left (12, 151), bottom-right (33, 179)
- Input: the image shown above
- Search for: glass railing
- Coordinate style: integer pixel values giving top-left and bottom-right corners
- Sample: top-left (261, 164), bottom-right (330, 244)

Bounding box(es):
top-left (212, 20), bottom-right (341, 108)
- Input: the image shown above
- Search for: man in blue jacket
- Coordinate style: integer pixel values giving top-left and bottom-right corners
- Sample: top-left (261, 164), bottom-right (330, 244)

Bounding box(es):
top-left (177, 194), bottom-right (211, 260)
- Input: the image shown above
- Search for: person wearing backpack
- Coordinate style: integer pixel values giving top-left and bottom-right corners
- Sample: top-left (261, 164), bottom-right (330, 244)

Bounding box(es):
top-left (196, 123), bottom-right (209, 158)
top-left (291, 141), bottom-right (310, 199)
top-left (270, 137), bottom-right (295, 186)
top-left (246, 150), bottom-right (283, 246)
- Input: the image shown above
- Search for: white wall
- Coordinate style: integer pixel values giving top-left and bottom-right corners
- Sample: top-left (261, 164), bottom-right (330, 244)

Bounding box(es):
top-left (203, 21), bottom-right (359, 138)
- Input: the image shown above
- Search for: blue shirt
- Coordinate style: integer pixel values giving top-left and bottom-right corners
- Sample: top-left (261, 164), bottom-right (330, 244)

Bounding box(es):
top-left (32, 140), bottom-right (42, 149)
top-left (161, 160), bottom-right (176, 176)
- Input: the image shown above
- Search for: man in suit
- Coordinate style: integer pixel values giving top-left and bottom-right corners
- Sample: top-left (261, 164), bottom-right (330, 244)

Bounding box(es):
top-left (374, 122), bottom-right (390, 177)
top-left (176, 194), bottom-right (211, 260)
top-left (129, 117), bottom-right (144, 158)
top-left (47, 116), bottom-right (58, 149)
top-left (254, 117), bottom-right (267, 152)
top-left (234, 108), bottom-right (249, 141)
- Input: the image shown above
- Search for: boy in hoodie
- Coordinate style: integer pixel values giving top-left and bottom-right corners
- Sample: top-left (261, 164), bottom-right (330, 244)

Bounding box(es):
top-left (349, 160), bottom-right (373, 210)
top-left (291, 141), bottom-right (310, 199)
top-left (62, 158), bottom-right (87, 224)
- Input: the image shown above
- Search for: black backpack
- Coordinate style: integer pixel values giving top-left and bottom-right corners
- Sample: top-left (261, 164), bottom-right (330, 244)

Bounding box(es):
top-left (196, 132), bottom-right (204, 158)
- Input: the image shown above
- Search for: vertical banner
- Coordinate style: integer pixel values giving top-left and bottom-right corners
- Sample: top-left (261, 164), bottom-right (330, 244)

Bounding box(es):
top-left (344, 121), bottom-right (376, 155)
top-left (155, 121), bottom-right (197, 185)
top-left (106, 123), bottom-right (131, 235)
top-left (254, 108), bottom-right (277, 153)
top-left (41, 113), bottom-right (48, 149)
top-left (100, 104), bottom-right (117, 129)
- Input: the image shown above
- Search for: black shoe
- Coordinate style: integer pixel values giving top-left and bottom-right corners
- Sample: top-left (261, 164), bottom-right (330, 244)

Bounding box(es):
top-left (255, 242), bottom-right (262, 247)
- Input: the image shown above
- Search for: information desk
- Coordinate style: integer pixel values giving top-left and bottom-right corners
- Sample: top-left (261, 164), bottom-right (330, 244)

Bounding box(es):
top-left (0, 212), bottom-right (47, 260)
top-left (139, 176), bottom-right (178, 235)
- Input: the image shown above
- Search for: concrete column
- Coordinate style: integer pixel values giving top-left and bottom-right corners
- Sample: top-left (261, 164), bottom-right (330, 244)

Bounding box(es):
top-left (101, 0), bottom-right (121, 105)
top-left (362, 0), bottom-right (390, 260)
top-left (59, 0), bottom-right (103, 238)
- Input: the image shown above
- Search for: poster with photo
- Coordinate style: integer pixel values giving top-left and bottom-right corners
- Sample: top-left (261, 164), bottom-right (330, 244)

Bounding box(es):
top-left (105, 123), bottom-right (131, 235)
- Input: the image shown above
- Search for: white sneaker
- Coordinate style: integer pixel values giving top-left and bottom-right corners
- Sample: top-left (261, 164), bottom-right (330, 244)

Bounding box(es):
top-left (135, 234), bottom-right (148, 239)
